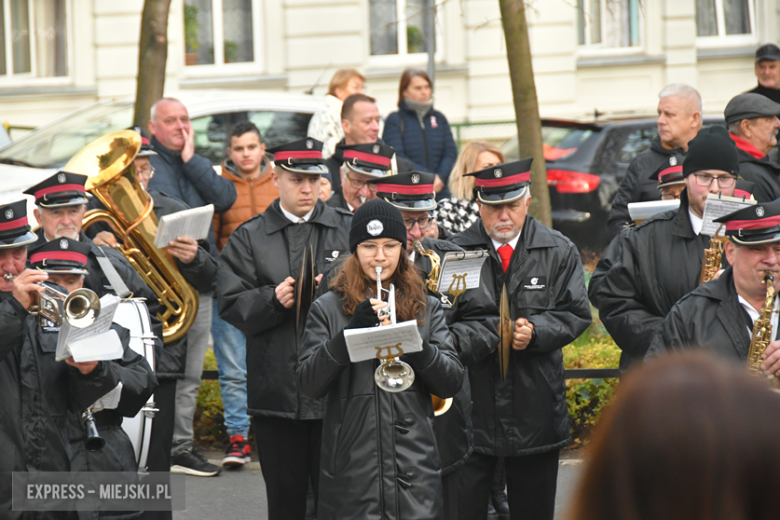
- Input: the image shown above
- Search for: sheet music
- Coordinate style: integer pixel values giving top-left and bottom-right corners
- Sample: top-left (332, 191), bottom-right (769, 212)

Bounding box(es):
top-left (90, 382), bottom-right (123, 411)
top-left (627, 199), bottom-right (680, 221)
top-left (343, 320), bottom-right (423, 363)
top-left (701, 193), bottom-right (756, 237)
top-left (153, 204), bottom-right (214, 248)
top-left (435, 250), bottom-right (489, 295)
top-left (56, 294), bottom-right (122, 362)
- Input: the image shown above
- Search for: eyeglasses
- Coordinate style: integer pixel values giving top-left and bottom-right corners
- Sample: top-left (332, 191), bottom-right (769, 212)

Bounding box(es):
top-left (692, 173), bottom-right (736, 188)
top-left (660, 192), bottom-right (681, 201)
top-left (403, 215), bottom-right (433, 230)
top-left (137, 166), bottom-right (155, 179)
top-left (357, 241), bottom-right (403, 256)
top-left (346, 175), bottom-right (378, 192)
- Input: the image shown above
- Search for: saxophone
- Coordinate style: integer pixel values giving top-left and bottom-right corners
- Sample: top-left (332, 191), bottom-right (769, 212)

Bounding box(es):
top-left (699, 225), bottom-right (727, 285)
top-left (411, 239), bottom-right (453, 416)
top-left (747, 272), bottom-right (778, 387)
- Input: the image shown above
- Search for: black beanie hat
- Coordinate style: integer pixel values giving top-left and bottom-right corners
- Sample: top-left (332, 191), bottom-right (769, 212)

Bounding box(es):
top-left (349, 198), bottom-right (407, 253)
top-left (682, 126), bottom-right (740, 178)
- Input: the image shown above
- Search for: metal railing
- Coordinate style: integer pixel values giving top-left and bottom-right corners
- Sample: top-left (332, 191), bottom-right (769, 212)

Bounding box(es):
top-left (449, 120), bottom-right (517, 150)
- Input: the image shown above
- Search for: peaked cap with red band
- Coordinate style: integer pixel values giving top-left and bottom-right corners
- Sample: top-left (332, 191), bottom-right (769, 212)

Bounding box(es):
top-left (369, 171), bottom-right (436, 211)
top-left (715, 200), bottom-right (780, 245)
top-left (342, 143), bottom-right (395, 178)
top-left (650, 154), bottom-right (685, 188)
top-left (268, 138), bottom-right (328, 174)
top-left (0, 199), bottom-right (37, 248)
top-left (464, 158), bottom-right (534, 205)
top-left (24, 171), bottom-right (88, 208)
top-left (29, 237), bottom-right (90, 275)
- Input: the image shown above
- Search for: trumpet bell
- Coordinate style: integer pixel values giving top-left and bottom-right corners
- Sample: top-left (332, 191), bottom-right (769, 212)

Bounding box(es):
top-left (374, 359), bottom-right (415, 392)
top-left (65, 288), bottom-right (101, 328)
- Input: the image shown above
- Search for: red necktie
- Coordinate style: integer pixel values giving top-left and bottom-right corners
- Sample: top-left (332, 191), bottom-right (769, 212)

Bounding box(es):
top-left (498, 244), bottom-right (513, 272)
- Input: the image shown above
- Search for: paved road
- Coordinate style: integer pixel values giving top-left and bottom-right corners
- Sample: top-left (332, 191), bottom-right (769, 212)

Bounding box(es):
top-left (173, 453), bottom-right (584, 519)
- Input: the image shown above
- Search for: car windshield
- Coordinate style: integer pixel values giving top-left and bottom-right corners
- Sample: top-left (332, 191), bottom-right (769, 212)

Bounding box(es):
top-left (0, 101), bottom-right (135, 168)
top-left (501, 123), bottom-right (598, 163)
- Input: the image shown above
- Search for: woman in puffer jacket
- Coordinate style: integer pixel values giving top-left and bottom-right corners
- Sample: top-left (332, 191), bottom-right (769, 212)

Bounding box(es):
top-left (297, 198), bottom-right (464, 520)
top-left (382, 68), bottom-right (459, 199)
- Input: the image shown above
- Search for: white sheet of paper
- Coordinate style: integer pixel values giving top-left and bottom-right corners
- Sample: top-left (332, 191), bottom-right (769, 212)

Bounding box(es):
top-left (627, 199), bottom-right (680, 221)
top-left (90, 382), bottom-right (123, 412)
top-left (343, 320), bottom-right (423, 363)
top-left (435, 250), bottom-right (489, 295)
top-left (153, 204), bottom-right (214, 248)
top-left (56, 294), bottom-right (121, 361)
top-left (69, 329), bottom-right (124, 363)
top-left (701, 193), bottom-right (756, 237)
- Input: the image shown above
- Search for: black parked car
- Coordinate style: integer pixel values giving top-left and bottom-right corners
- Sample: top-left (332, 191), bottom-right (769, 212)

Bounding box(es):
top-left (502, 117), bottom-right (723, 251)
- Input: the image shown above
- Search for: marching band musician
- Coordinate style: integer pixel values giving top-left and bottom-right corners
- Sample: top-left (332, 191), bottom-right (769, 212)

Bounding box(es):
top-left (297, 198), bottom-right (464, 520)
top-left (327, 141), bottom-right (394, 212)
top-left (589, 127), bottom-right (742, 370)
top-left (368, 170), bottom-right (499, 519)
top-left (648, 200), bottom-right (780, 379)
top-left (217, 138), bottom-right (352, 520)
top-left (450, 159), bottom-right (591, 520)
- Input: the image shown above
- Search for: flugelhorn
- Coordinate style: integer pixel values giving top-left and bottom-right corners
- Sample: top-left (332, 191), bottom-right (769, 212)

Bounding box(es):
top-left (373, 266), bottom-right (415, 392)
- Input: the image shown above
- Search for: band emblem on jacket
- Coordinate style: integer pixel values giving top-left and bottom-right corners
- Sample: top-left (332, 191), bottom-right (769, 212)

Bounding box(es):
top-left (523, 277), bottom-right (547, 290)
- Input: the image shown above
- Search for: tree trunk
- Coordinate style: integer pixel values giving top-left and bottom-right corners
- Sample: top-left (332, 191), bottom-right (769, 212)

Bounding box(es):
top-left (134, 0), bottom-right (173, 131)
top-left (498, 0), bottom-right (552, 227)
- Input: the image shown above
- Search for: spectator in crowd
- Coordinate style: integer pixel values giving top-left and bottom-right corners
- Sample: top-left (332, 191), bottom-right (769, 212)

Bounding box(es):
top-left (725, 93), bottom-right (780, 201)
top-left (748, 43), bottom-right (780, 104)
top-left (211, 120), bottom-right (279, 468)
top-left (307, 69), bottom-right (365, 160)
top-left (607, 84), bottom-right (702, 239)
top-left (319, 171), bottom-right (333, 202)
top-left (382, 68), bottom-right (458, 199)
top-left (437, 141), bottom-right (504, 237)
top-left (566, 352), bottom-right (780, 520)
top-left (147, 97), bottom-right (237, 477)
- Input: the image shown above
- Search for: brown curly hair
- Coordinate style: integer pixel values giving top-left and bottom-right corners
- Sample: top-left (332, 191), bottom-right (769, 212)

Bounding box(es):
top-left (330, 252), bottom-right (427, 325)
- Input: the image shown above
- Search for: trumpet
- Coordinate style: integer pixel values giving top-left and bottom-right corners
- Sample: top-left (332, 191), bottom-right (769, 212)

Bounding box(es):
top-left (30, 281), bottom-right (101, 329)
top-left (373, 266), bottom-right (415, 393)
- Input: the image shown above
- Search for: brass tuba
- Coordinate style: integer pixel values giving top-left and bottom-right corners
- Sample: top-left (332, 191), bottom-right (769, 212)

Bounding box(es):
top-left (64, 130), bottom-right (198, 342)
top-left (411, 240), bottom-right (454, 416)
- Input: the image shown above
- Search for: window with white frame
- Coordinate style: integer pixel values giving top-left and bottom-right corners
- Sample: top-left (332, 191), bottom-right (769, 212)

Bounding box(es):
top-left (577, 0), bottom-right (641, 48)
top-left (696, 0), bottom-right (754, 39)
top-left (0, 0), bottom-right (68, 79)
top-left (369, 0), bottom-right (431, 56)
top-left (184, 0), bottom-right (255, 67)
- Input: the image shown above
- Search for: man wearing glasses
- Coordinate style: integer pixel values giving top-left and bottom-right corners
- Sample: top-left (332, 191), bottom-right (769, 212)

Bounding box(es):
top-left (589, 126), bottom-right (742, 370)
top-left (327, 142), bottom-right (395, 212)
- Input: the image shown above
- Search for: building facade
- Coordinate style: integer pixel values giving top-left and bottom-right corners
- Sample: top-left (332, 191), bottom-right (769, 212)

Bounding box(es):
top-left (0, 0), bottom-right (776, 131)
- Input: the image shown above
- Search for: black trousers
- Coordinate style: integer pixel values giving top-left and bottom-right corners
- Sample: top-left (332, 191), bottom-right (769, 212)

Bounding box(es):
top-left (457, 450), bottom-right (560, 520)
top-left (254, 417), bottom-right (322, 520)
top-left (442, 466), bottom-right (461, 520)
top-left (142, 378), bottom-right (176, 520)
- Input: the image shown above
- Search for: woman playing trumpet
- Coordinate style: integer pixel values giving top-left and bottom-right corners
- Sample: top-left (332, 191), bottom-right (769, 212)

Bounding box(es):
top-left (297, 198), bottom-right (464, 520)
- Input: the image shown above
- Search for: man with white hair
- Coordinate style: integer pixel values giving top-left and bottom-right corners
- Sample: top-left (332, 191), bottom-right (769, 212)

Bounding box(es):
top-left (607, 84), bottom-right (703, 239)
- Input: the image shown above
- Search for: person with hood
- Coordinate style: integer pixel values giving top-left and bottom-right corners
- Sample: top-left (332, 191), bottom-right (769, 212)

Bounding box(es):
top-left (607, 84), bottom-right (703, 239)
top-left (297, 198), bottom-right (464, 520)
top-left (218, 138), bottom-right (352, 520)
top-left (382, 68), bottom-right (458, 199)
top-left (589, 127), bottom-right (742, 371)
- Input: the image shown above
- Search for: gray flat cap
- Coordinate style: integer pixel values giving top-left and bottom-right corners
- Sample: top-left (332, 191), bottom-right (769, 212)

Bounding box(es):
top-left (724, 93), bottom-right (780, 126)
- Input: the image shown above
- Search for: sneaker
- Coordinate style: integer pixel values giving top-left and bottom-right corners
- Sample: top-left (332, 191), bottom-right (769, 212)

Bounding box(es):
top-left (222, 434), bottom-right (251, 468)
top-left (171, 448), bottom-right (222, 477)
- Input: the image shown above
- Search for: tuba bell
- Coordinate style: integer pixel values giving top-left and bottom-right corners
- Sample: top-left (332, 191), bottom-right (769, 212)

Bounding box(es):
top-left (64, 130), bottom-right (198, 342)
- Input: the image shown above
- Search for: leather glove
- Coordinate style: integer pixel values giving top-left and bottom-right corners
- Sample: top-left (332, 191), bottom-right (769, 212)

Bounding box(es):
top-left (346, 299), bottom-right (380, 329)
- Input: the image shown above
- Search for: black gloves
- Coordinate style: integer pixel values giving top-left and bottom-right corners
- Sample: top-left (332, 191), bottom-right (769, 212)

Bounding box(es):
top-left (346, 299), bottom-right (380, 330)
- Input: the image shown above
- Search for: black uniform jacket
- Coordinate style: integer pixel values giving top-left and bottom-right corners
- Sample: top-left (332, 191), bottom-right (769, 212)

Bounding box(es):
top-left (451, 216), bottom-right (591, 457)
top-left (735, 148), bottom-right (780, 202)
top-left (647, 266), bottom-right (761, 364)
top-left (326, 191), bottom-right (351, 213)
top-left (415, 237), bottom-right (499, 475)
top-left (607, 138), bottom-right (685, 240)
top-left (589, 191), bottom-right (711, 369)
top-left (297, 291), bottom-right (463, 520)
top-left (0, 293), bottom-right (30, 519)
top-left (218, 199), bottom-right (352, 419)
